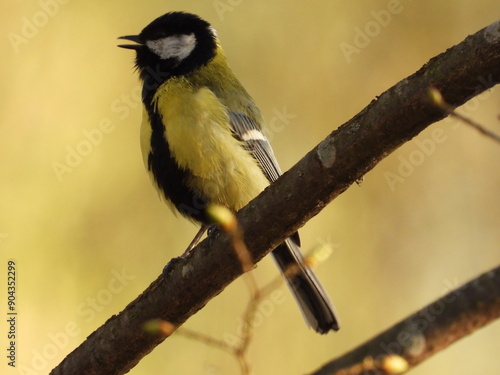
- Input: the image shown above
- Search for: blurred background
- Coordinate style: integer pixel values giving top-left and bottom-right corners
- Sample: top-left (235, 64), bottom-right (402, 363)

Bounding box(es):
top-left (1, 1), bottom-right (499, 374)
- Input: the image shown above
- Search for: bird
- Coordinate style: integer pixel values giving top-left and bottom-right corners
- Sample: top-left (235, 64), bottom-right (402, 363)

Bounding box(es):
top-left (118, 11), bottom-right (339, 334)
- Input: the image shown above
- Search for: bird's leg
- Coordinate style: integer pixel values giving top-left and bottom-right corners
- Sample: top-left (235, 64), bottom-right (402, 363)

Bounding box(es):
top-left (184, 225), bottom-right (209, 253)
top-left (184, 224), bottom-right (221, 255)
top-left (164, 225), bottom-right (216, 281)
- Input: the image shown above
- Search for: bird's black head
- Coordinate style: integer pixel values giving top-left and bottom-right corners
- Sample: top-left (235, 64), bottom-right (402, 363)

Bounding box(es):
top-left (118, 12), bottom-right (218, 90)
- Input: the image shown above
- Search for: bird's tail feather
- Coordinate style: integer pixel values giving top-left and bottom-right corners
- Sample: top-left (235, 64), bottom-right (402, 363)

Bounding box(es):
top-left (271, 238), bottom-right (340, 334)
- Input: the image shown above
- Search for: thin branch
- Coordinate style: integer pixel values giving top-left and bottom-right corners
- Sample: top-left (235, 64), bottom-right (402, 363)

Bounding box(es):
top-left (310, 265), bottom-right (500, 375)
top-left (429, 86), bottom-right (500, 144)
top-left (176, 206), bottom-right (333, 375)
top-left (50, 20), bottom-right (500, 375)
top-left (206, 205), bottom-right (260, 375)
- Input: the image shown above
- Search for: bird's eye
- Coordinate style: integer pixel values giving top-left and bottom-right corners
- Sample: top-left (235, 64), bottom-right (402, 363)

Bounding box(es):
top-left (153, 31), bottom-right (168, 39)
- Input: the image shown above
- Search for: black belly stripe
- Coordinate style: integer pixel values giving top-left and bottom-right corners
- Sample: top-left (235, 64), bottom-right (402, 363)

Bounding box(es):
top-left (143, 88), bottom-right (210, 223)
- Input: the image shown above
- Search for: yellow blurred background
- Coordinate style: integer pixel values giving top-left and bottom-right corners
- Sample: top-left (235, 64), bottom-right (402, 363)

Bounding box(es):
top-left (1, 1), bottom-right (499, 374)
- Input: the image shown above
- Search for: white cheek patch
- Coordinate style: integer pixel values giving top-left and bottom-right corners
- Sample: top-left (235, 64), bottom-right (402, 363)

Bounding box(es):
top-left (241, 129), bottom-right (267, 142)
top-left (146, 33), bottom-right (197, 60)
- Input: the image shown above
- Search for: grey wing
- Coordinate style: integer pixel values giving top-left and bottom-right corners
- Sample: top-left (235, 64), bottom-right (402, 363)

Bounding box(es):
top-left (228, 112), bottom-right (282, 183)
top-left (229, 111), bottom-right (301, 246)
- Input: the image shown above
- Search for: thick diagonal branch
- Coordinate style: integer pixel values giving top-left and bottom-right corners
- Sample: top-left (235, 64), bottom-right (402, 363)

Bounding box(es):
top-left (50, 21), bottom-right (500, 375)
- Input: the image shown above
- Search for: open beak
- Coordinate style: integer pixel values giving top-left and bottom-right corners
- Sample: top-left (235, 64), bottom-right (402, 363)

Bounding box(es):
top-left (118, 35), bottom-right (142, 50)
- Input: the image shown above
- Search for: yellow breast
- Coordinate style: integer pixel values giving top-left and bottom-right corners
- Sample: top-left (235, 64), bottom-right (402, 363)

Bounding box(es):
top-left (147, 76), bottom-right (269, 212)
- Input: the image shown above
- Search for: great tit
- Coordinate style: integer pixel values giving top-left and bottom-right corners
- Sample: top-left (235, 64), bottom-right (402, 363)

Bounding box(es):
top-left (118, 11), bottom-right (339, 334)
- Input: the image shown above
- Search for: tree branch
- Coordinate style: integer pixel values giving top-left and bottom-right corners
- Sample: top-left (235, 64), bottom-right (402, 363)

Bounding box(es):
top-left (310, 265), bottom-right (500, 375)
top-left (50, 20), bottom-right (500, 375)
